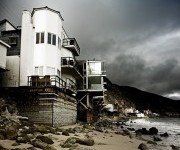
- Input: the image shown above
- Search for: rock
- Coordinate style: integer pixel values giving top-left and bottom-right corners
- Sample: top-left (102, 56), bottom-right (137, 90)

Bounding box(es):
top-left (136, 128), bottom-right (148, 135)
top-left (27, 147), bottom-right (37, 150)
top-left (12, 142), bottom-right (21, 146)
top-left (6, 125), bottom-right (18, 140)
top-left (31, 139), bottom-right (48, 149)
top-left (138, 143), bottom-right (148, 150)
top-left (171, 145), bottom-right (180, 150)
top-left (62, 130), bottom-right (70, 136)
top-left (149, 127), bottom-right (158, 135)
top-left (153, 135), bottom-right (162, 141)
top-left (61, 137), bottom-right (78, 148)
top-left (0, 134), bottom-right (5, 140)
top-left (147, 140), bottom-right (157, 145)
top-left (67, 128), bottom-right (75, 134)
top-left (122, 129), bottom-right (131, 136)
top-left (76, 137), bottom-right (95, 146)
top-left (34, 125), bottom-right (50, 134)
top-left (95, 126), bottom-right (103, 132)
top-left (36, 135), bottom-right (54, 144)
top-left (16, 135), bottom-right (30, 143)
top-left (160, 132), bottom-right (169, 137)
top-left (44, 145), bottom-right (57, 150)
top-left (127, 127), bottom-right (135, 131)
top-left (0, 144), bottom-right (7, 150)
top-left (73, 127), bottom-right (82, 133)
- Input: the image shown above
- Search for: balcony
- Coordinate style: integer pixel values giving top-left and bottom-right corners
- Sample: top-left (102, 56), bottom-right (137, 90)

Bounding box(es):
top-left (27, 75), bottom-right (77, 94)
top-left (61, 57), bottom-right (83, 79)
top-left (63, 38), bottom-right (80, 56)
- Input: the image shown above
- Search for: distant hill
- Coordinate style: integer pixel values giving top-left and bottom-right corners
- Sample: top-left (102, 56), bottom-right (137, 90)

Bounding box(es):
top-left (105, 77), bottom-right (180, 116)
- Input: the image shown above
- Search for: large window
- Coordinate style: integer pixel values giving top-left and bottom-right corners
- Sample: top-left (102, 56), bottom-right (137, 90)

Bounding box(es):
top-left (88, 76), bottom-right (102, 90)
top-left (47, 33), bottom-right (56, 46)
top-left (34, 66), bottom-right (43, 76)
top-left (88, 62), bottom-right (102, 75)
top-left (58, 37), bottom-right (61, 49)
top-left (36, 32), bottom-right (44, 44)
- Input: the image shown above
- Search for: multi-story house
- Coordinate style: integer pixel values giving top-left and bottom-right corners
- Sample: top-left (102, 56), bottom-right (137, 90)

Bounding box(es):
top-left (0, 40), bottom-right (10, 86)
top-left (0, 6), bottom-right (106, 126)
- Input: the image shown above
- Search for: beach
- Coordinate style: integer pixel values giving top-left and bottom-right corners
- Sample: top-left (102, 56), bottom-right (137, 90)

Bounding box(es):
top-left (0, 123), bottom-right (143, 150)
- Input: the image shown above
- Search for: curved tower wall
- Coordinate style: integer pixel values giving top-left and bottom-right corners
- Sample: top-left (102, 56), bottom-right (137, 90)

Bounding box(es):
top-left (32, 9), bottom-right (62, 76)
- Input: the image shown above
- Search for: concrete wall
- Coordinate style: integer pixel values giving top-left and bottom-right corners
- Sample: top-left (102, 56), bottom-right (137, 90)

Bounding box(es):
top-left (18, 89), bottom-right (77, 126)
top-left (1, 56), bottom-right (20, 87)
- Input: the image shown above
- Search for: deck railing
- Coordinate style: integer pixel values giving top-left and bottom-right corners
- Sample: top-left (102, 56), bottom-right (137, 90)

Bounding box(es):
top-left (61, 57), bottom-right (83, 75)
top-left (63, 38), bottom-right (80, 55)
top-left (27, 75), bottom-right (76, 93)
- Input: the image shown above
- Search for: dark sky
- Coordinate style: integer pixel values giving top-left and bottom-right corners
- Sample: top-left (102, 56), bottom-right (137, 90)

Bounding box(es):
top-left (1, 0), bottom-right (180, 99)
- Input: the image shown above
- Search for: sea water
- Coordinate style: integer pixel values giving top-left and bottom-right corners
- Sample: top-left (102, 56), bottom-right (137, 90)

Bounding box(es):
top-left (127, 118), bottom-right (180, 150)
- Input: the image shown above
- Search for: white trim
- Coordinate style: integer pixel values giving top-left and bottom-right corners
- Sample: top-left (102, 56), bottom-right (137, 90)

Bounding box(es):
top-left (0, 40), bottom-right (11, 48)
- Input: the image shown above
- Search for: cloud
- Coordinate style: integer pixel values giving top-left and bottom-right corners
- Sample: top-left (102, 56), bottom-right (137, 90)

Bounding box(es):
top-left (1, 0), bottom-right (180, 99)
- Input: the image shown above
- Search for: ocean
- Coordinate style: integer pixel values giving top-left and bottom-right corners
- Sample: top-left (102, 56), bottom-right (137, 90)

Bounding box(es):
top-left (127, 118), bottom-right (180, 150)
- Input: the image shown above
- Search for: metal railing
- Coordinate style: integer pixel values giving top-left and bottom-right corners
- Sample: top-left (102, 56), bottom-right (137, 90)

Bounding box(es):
top-left (63, 38), bottom-right (80, 55)
top-left (61, 57), bottom-right (83, 75)
top-left (27, 75), bottom-right (77, 93)
top-left (66, 78), bottom-right (77, 92)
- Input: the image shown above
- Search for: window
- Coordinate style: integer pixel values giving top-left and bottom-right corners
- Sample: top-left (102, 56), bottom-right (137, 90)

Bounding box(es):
top-left (9, 37), bottom-right (17, 45)
top-left (34, 66), bottom-right (43, 75)
top-left (58, 37), bottom-right (61, 49)
top-left (36, 32), bottom-right (44, 44)
top-left (47, 33), bottom-right (56, 46)
top-left (52, 34), bottom-right (56, 45)
top-left (48, 33), bottom-right (51, 44)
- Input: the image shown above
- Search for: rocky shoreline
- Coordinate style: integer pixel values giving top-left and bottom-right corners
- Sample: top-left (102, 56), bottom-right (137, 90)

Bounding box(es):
top-left (0, 97), bottom-right (179, 150)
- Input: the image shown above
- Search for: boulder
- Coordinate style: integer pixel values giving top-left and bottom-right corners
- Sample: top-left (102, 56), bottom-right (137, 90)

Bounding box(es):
top-left (160, 132), bottom-right (169, 137)
top-left (16, 135), bottom-right (30, 143)
top-left (73, 127), bottom-right (82, 133)
top-left (171, 145), bottom-right (180, 150)
top-left (62, 130), bottom-right (70, 136)
top-left (149, 127), bottom-right (158, 135)
top-left (0, 144), bottom-right (7, 150)
top-left (147, 140), bottom-right (157, 145)
top-left (153, 135), bottom-right (162, 141)
top-left (6, 125), bottom-right (18, 140)
top-left (44, 145), bottom-right (57, 150)
top-left (138, 143), bottom-right (148, 150)
top-left (61, 137), bottom-right (78, 148)
top-left (76, 137), bottom-right (95, 146)
top-left (31, 139), bottom-right (48, 149)
top-left (36, 135), bottom-right (54, 144)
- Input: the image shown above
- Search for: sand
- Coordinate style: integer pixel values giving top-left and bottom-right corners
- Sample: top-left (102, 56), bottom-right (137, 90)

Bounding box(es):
top-left (0, 124), bottom-right (144, 150)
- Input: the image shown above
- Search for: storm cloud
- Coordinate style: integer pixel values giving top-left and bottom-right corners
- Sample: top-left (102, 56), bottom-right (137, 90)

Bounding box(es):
top-left (1, 0), bottom-right (180, 99)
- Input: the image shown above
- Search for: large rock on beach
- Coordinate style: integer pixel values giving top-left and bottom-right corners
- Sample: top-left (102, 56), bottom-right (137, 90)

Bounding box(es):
top-left (138, 143), bottom-right (148, 150)
top-left (6, 125), bottom-right (18, 140)
top-left (36, 135), bottom-right (54, 144)
top-left (31, 139), bottom-right (48, 149)
top-left (153, 135), bottom-right (162, 141)
top-left (149, 127), bottom-right (158, 135)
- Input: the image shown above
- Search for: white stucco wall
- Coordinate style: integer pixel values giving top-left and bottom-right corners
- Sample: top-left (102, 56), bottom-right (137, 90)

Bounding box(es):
top-left (1, 56), bottom-right (20, 87)
top-left (32, 9), bottom-right (62, 76)
top-left (61, 47), bottom-right (73, 58)
top-left (0, 43), bottom-right (7, 69)
top-left (20, 11), bottom-right (34, 86)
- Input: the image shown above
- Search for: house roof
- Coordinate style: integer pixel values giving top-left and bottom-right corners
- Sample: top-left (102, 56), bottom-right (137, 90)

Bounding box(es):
top-left (31, 6), bottom-right (64, 21)
top-left (0, 19), bottom-right (17, 30)
top-left (0, 40), bottom-right (11, 48)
